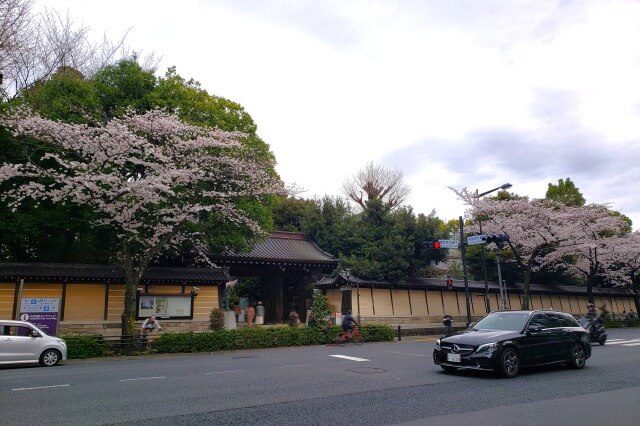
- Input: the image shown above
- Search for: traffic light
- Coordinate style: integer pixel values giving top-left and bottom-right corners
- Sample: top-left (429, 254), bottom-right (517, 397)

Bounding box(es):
top-left (485, 234), bottom-right (510, 249)
top-left (446, 276), bottom-right (453, 289)
top-left (423, 240), bottom-right (441, 249)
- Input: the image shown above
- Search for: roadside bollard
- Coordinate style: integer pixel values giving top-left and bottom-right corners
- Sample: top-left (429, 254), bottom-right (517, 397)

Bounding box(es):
top-left (397, 325), bottom-right (401, 341)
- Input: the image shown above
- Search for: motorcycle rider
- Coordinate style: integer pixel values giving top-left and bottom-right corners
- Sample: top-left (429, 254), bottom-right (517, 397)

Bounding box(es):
top-left (584, 303), bottom-right (605, 342)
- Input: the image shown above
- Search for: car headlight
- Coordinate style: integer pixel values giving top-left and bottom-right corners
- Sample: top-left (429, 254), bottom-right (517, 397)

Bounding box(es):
top-left (435, 339), bottom-right (441, 350)
top-left (475, 342), bottom-right (498, 354)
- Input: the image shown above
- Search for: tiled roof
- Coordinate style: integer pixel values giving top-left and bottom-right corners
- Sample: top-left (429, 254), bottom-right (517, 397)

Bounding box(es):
top-left (317, 273), bottom-right (632, 297)
top-left (0, 262), bottom-right (230, 284)
top-left (215, 231), bottom-right (337, 264)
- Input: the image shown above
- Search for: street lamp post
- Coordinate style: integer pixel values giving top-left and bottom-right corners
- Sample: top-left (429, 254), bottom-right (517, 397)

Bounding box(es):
top-left (475, 183), bottom-right (512, 313)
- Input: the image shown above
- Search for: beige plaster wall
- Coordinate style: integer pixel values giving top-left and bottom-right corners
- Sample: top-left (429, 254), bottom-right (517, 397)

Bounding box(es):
top-left (0, 283), bottom-right (15, 319)
top-left (410, 290), bottom-right (428, 316)
top-left (372, 289), bottom-right (393, 316)
top-left (392, 290), bottom-right (411, 316)
top-left (354, 288), bottom-right (375, 316)
top-left (426, 291), bottom-right (444, 316)
top-left (64, 284), bottom-right (105, 321)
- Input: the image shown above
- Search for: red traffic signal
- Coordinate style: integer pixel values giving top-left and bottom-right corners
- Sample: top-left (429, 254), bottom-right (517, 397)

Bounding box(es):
top-left (446, 277), bottom-right (453, 288)
top-left (422, 240), bottom-right (441, 249)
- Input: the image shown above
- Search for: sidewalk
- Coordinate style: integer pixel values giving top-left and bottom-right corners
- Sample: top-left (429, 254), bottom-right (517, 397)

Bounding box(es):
top-left (389, 322), bottom-right (468, 338)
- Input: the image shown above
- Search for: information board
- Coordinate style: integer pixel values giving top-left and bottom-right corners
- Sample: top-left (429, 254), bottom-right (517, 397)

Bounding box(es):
top-left (20, 298), bottom-right (60, 336)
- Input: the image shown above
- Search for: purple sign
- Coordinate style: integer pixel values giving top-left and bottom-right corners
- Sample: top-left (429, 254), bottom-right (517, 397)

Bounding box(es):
top-left (20, 298), bottom-right (60, 336)
top-left (19, 312), bottom-right (59, 335)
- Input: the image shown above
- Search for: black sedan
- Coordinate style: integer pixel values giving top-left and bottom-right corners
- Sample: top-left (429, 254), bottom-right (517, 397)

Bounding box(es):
top-left (433, 310), bottom-right (591, 378)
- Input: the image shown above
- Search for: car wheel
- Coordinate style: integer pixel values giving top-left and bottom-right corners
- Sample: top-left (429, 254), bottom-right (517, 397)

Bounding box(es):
top-left (441, 365), bottom-right (458, 373)
top-left (500, 347), bottom-right (520, 378)
top-left (598, 337), bottom-right (606, 346)
top-left (39, 349), bottom-right (61, 367)
top-left (568, 343), bottom-right (586, 369)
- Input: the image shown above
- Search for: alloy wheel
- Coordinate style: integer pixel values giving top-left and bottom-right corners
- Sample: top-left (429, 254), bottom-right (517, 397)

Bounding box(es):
top-left (571, 344), bottom-right (586, 368)
top-left (501, 348), bottom-right (519, 378)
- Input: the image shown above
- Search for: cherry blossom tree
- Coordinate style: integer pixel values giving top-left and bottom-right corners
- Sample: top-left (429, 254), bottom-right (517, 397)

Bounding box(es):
top-left (542, 204), bottom-right (628, 303)
top-left (609, 232), bottom-right (640, 312)
top-left (0, 108), bottom-right (284, 334)
top-left (452, 188), bottom-right (625, 309)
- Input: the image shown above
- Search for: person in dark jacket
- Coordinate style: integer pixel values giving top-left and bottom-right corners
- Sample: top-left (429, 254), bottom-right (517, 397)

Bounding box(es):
top-left (342, 310), bottom-right (358, 334)
top-left (443, 314), bottom-right (453, 337)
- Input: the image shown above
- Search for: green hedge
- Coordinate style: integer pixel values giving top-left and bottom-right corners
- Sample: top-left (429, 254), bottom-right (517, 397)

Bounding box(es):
top-left (153, 324), bottom-right (394, 354)
top-left (63, 335), bottom-right (109, 359)
top-left (604, 319), bottom-right (640, 328)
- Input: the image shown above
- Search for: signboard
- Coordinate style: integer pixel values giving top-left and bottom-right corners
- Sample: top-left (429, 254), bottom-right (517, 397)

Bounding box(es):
top-left (20, 298), bottom-right (60, 336)
top-left (467, 235), bottom-right (487, 245)
top-left (438, 239), bottom-right (459, 249)
top-left (138, 295), bottom-right (192, 319)
top-left (340, 286), bottom-right (352, 292)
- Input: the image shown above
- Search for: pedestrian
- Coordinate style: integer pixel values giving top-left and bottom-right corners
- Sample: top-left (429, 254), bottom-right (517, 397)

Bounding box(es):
top-left (233, 303), bottom-right (241, 323)
top-left (289, 310), bottom-right (300, 327)
top-left (255, 301), bottom-right (265, 325)
top-left (142, 315), bottom-right (162, 333)
top-left (443, 314), bottom-right (452, 338)
top-left (246, 303), bottom-right (256, 326)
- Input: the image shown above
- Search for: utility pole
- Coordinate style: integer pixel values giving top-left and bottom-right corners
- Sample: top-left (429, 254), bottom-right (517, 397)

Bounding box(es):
top-left (459, 216), bottom-right (472, 326)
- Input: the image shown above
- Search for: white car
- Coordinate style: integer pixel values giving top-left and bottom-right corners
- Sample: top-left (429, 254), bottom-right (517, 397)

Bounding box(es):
top-left (0, 320), bottom-right (67, 367)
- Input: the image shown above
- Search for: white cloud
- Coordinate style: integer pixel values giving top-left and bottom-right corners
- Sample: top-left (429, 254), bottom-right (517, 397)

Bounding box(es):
top-left (37, 0), bottom-right (640, 229)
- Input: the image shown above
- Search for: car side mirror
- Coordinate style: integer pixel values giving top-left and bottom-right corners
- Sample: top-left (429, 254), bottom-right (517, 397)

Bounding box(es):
top-left (527, 325), bottom-right (543, 335)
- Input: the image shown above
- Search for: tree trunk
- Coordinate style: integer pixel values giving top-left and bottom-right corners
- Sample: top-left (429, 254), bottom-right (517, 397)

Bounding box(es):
top-left (521, 265), bottom-right (531, 310)
top-left (121, 276), bottom-right (139, 336)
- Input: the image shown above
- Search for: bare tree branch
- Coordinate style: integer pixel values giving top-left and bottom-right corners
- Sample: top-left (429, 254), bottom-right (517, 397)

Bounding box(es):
top-left (342, 161), bottom-right (411, 211)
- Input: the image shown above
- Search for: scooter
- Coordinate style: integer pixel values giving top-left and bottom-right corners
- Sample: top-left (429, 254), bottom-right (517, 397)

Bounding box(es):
top-left (579, 316), bottom-right (607, 345)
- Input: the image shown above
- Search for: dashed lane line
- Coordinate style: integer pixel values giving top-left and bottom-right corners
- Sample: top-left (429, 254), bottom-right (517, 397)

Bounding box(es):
top-left (118, 376), bottom-right (165, 382)
top-left (605, 339), bottom-right (640, 345)
top-left (205, 369), bottom-right (246, 375)
top-left (329, 355), bottom-right (370, 362)
top-left (387, 350), bottom-right (425, 357)
top-left (280, 364), bottom-right (308, 368)
top-left (12, 384), bottom-right (70, 391)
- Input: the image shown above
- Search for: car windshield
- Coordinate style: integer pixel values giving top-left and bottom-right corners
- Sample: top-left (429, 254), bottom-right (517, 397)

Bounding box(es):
top-left (472, 312), bottom-right (531, 331)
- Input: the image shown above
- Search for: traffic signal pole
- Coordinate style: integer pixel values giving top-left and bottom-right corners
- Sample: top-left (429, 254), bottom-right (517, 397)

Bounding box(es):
top-left (459, 216), bottom-right (472, 326)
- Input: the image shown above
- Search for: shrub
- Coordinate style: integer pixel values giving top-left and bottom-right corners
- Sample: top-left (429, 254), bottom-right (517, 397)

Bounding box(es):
top-left (209, 308), bottom-right (225, 330)
top-left (598, 304), bottom-right (611, 321)
top-left (63, 335), bottom-right (109, 359)
top-left (153, 323), bottom-right (395, 354)
top-left (308, 289), bottom-right (332, 330)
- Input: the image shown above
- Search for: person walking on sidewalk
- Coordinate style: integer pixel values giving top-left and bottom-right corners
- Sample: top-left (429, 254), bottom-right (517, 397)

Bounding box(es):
top-left (443, 314), bottom-right (453, 337)
top-left (255, 301), bottom-right (265, 325)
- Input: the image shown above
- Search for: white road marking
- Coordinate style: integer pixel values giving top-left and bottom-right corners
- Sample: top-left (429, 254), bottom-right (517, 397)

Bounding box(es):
top-left (206, 369), bottom-right (246, 375)
top-left (606, 339), bottom-right (640, 345)
top-left (280, 364), bottom-right (308, 368)
top-left (12, 384), bottom-right (70, 391)
top-left (329, 355), bottom-right (370, 362)
top-left (118, 376), bottom-right (165, 382)
top-left (388, 350), bottom-right (425, 357)
top-left (606, 338), bottom-right (626, 342)
top-left (623, 342), bottom-right (640, 347)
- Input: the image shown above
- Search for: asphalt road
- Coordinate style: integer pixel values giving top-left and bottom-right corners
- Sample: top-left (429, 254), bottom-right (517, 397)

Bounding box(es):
top-left (1, 328), bottom-right (639, 425)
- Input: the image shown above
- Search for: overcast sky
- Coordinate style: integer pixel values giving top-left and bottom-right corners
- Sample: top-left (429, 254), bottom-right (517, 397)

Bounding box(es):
top-left (40, 0), bottom-right (640, 229)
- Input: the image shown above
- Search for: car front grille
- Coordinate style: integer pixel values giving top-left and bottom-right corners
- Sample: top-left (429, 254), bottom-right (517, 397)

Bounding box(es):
top-left (441, 343), bottom-right (475, 355)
